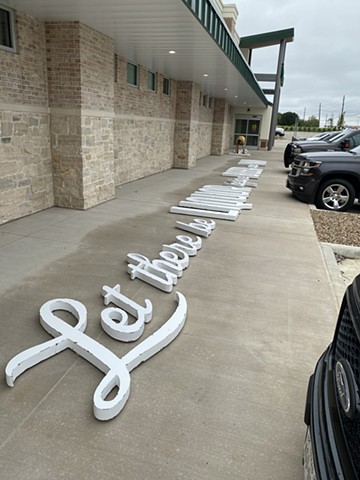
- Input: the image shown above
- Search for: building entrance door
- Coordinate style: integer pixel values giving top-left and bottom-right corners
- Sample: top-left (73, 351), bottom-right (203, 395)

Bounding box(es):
top-left (234, 117), bottom-right (261, 149)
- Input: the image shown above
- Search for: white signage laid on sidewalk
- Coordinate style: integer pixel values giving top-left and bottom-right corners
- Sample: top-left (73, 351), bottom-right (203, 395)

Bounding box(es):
top-left (5, 159), bottom-right (265, 421)
top-left (6, 292), bottom-right (187, 421)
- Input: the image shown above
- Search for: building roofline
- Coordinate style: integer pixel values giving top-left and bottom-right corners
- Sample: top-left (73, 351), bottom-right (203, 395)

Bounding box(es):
top-left (183, 0), bottom-right (269, 106)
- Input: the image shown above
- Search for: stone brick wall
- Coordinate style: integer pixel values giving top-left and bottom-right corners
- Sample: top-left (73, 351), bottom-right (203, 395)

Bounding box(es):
top-left (223, 102), bottom-right (233, 151)
top-left (46, 22), bottom-right (81, 109)
top-left (81, 115), bottom-right (115, 209)
top-left (224, 17), bottom-right (235, 35)
top-left (0, 12), bottom-right (53, 225)
top-left (46, 22), bottom-right (115, 208)
top-left (115, 57), bottom-right (176, 118)
top-left (46, 22), bottom-right (114, 110)
top-left (51, 113), bottom-right (82, 208)
top-left (0, 9), bottom-right (239, 226)
top-left (79, 24), bottom-right (114, 111)
top-left (0, 110), bottom-right (53, 224)
top-left (173, 122), bottom-right (191, 169)
top-left (114, 116), bottom-right (174, 185)
top-left (196, 99), bottom-right (214, 159)
top-left (173, 81), bottom-right (193, 168)
top-left (211, 98), bottom-right (232, 155)
top-left (113, 57), bottom-right (176, 185)
top-left (0, 13), bottom-right (48, 106)
top-left (195, 121), bottom-right (213, 159)
top-left (174, 82), bottom-right (215, 167)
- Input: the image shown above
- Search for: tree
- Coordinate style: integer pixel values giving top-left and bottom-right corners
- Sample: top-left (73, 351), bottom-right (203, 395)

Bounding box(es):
top-left (306, 115), bottom-right (319, 127)
top-left (278, 111), bottom-right (299, 126)
top-left (298, 116), bottom-right (320, 128)
top-left (337, 112), bottom-right (345, 129)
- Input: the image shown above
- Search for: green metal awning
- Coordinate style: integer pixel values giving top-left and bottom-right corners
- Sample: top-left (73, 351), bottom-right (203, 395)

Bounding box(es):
top-left (240, 28), bottom-right (295, 49)
top-left (183, 0), bottom-right (269, 106)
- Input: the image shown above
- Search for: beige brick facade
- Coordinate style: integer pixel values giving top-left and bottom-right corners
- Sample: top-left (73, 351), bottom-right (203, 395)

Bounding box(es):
top-left (0, 9), bottom-right (234, 225)
top-left (113, 58), bottom-right (177, 185)
top-left (211, 98), bottom-right (233, 155)
top-left (0, 13), bottom-right (48, 106)
top-left (0, 12), bottom-right (53, 224)
top-left (174, 82), bottom-right (217, 169)
top-left (46, 22), bottom-right (115, 209)
top-left (0, 109), bottom-right (53, 224)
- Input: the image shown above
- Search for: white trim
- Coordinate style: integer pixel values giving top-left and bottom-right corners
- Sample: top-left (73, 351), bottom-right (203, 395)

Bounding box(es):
top-left (115, 113), bottom-right (175, 123)
top-left (175, 119), bottom-right (213, 127)
top-left (51, 108), bottom-right (115, 118)
top-left (0, 103), bottom-right (50, 114)
top-left (0, 104), bottom-right (115, 117)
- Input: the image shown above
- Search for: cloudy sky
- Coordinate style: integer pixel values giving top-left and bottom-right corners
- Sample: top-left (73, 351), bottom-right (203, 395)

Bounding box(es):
top-left (226, 0), bottom-right (360, 127)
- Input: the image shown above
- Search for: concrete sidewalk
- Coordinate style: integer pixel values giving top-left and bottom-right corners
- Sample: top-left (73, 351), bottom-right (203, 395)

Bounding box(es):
top-left (0, 139), bottom-right (338, 479)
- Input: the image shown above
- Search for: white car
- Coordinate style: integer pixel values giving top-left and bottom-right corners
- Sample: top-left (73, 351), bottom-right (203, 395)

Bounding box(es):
top-left (275, 127), bottom-right (285, 136)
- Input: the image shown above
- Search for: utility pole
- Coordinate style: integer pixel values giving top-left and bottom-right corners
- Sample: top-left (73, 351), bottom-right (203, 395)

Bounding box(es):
top-left (303, 106), bottom-right (306, 121)
top-left (318, 103), bottom-right (321, 127)
top-left (340, 95), bottom-right (345, 128)
top-left (341, 95), bottom-right (345, 116)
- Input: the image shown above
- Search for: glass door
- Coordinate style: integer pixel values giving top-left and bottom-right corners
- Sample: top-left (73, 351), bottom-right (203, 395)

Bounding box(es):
top-left (234, 117), bottom-right (261, 149)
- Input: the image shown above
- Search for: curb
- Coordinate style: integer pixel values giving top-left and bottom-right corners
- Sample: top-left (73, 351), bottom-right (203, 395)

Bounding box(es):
top-left (309, 204), bottom-right (360, 307)
top-left (320, 242), bottom-right (360, 308)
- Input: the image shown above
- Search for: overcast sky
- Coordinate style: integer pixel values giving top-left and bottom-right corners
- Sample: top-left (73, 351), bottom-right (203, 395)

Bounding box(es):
top-left (226, 0), bottom-right (360, 127)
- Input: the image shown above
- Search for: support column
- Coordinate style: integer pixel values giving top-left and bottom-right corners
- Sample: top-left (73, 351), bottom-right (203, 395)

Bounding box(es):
top-left (211, 98), bottom-right (232, 155)
top-left (46, 22), bottom-right (115, 209)
top-left (173, 81), bottom-right (199, 169)
top-left (268, 39), bottom-right (286, 151)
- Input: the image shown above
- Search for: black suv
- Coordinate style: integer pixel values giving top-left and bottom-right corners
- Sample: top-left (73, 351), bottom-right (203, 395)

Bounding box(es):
top-left (286, 145), bottom-right (360, 211)
top-left (304, 274), bottom-right (360, 480)
top-left (284, 129), bottom-right (360, 167)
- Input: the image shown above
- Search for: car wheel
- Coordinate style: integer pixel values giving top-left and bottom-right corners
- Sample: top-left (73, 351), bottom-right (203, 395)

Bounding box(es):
top-left (315, 179), bottom-right (355, 212)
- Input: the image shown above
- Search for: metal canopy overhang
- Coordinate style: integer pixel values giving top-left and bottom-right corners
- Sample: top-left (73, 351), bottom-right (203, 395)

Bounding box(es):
top-left (240, 28), bottom-right (295, 49)
top-left (5, 0), bottom-right (269, 108)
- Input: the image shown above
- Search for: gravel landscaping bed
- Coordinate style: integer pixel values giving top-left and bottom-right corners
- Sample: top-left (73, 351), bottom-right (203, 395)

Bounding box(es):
top-left (311, 209), bottom-right (360, 247)
top-left (311, 209), bottom-right (360, 298)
